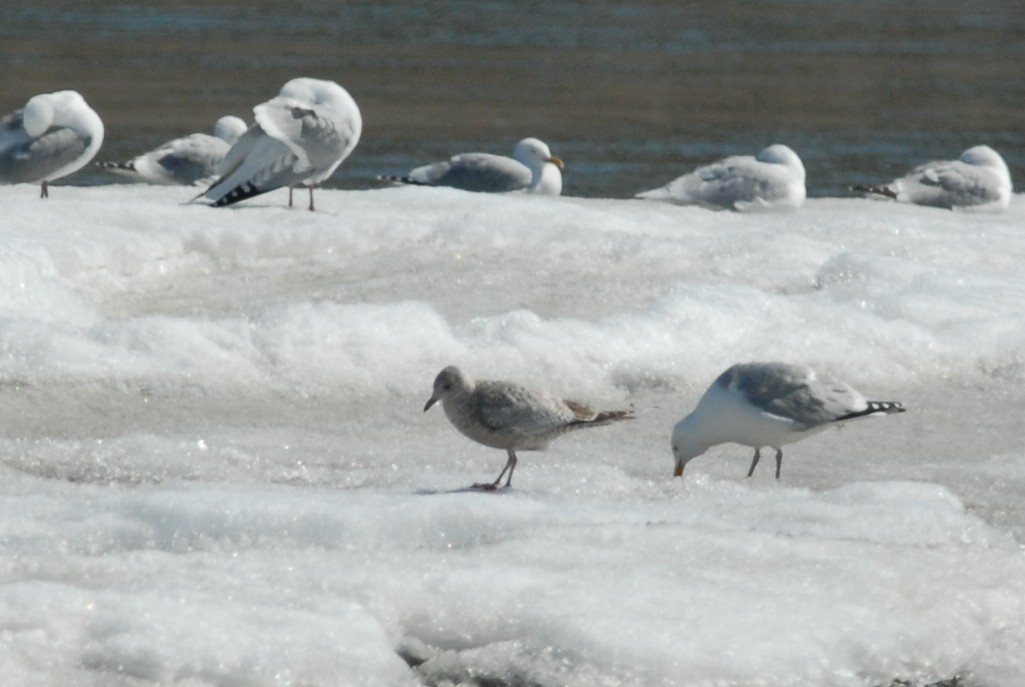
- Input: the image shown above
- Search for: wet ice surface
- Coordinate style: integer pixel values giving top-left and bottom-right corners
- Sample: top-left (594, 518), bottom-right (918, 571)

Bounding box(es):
top-left (1, 184), bottom-right (1024, 686)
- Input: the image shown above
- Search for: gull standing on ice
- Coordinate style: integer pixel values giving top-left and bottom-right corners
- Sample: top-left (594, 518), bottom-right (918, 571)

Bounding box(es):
top-left (635, 144), bottom-right (806, 212)
top-left (671, 362), bottom-right (905, 479)
top-left (0, 90), bottom-right (104, 198)
top-left (424, 366), bottom-right (632, 489)
top-left (380, 138), bottom-right (564, 195)
top-left (98, 115), bottom-right (247, 185)
top-left (852, 145), bottom-right (1012, 212)
top-left (200, 77), bottom-right (362, 210)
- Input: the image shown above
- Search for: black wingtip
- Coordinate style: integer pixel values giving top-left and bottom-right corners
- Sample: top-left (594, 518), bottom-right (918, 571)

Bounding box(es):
top-left (836, 401), bottom-right (906, 422)
top-left (377, 174), bottom-right (428, 186)
top-left (213, 181), bottom-right (265, 207)
top-left (97, 160), bottom-right (135, 172)
top-left (851, 183), bottom-right (898, 199)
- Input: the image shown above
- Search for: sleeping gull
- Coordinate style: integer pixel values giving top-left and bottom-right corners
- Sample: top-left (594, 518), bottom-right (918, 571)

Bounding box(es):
top-left (380, 138), bottom-right (564, 195)
top-left (0, 90), bottom-right (104, 198)
top-left (200, 77), bottom-right (362, 210)
top-left (852, 145), bottom-right (1012, 212)
top-left (424, 366), bottom-right (632, 489)
top-left (98, 115), bottom-right (247, 185)
top-left (671, 362), bottom-right (905, 479)
top-left (635, 144), bottom-right (806, 212)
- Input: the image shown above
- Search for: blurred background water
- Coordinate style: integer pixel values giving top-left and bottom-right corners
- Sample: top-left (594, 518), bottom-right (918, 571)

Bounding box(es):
top-left (1, 0), bottom-right (1023, 197)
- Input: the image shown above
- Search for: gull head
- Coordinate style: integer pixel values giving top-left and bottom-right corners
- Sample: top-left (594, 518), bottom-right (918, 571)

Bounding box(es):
top-left (756, 144), bottom-right (806, 181)
top-left (959, 145), bottom-right (1007, 170)
top-left (514, 138), bottom-right (564, 194)
top-left (424, 365), bottom-right (475, 412)
top-left (670, 415), bottom-right (710, 478)
top-left (213, 116), bottom-right (248, 145)
top-left (514, 137), bottom-right (564, 171)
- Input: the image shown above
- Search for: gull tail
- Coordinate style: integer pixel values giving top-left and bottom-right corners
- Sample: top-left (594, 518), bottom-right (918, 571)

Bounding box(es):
top-left (835, 401), bottom-right (906, 422)
top-left (851, 183), bottom-right (898, 199)
top-left (563, 399), bottom-right (635, 428)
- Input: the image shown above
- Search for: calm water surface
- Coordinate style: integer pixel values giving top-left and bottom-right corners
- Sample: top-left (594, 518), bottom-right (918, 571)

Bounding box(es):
top-left (2, 1), bottom-right (1023, 197)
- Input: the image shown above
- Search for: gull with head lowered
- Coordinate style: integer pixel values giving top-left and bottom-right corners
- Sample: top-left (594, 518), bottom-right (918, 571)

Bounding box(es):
top-left (852, 145), bottom-right (1012, 212)
top-left (0, 90), bottom-right (104, 198)
top-left (381, 138), bottom-right (564, 195)
top-left (671, 362), bottom-right (905, 479)
top-left (636, 144), bottom-right (806, 212)
top-left (424, 366), bottom-right (632, 490)
top-left (99, 116), bottom-right (247, 186)
top-left (200, 77), bottom-right (362, 211)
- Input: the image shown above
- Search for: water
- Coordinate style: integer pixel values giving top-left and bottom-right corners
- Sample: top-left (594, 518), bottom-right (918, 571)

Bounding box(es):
top-left (2, 1), bottom-right (1023, 196)
top-left (3, 4), bottom-right (1025, 686)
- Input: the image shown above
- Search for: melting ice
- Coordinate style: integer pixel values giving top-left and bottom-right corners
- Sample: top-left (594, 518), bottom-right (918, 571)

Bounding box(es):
top-left (1, 184), bottom-right (1024, 686)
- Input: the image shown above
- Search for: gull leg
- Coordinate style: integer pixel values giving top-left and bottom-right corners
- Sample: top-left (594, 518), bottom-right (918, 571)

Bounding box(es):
top-left (308, 187), bottom-right (315, 212)
top-left (288, 187), bottom-right (294, 207)
top-left (774, 448), bottom-right (783, 479)
top-left (746, 448), bottom-right (761, 477)
top-left (40, 180), bottom-right (49, 199)
top-left (474, 450), bottom-right (517, 491)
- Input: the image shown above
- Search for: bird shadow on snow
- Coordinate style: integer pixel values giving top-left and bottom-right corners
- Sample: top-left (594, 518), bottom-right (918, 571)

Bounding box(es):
top-left (413, 485), bottom-right (516, 496)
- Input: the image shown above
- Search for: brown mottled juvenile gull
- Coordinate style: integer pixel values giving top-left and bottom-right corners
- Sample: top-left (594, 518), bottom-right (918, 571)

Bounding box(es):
top-left (200, 77), bottom-right (362, 210)
top-left (424, 366), bottom-right (632, 490)
top-left (0, 90), bottom-right (105, 198)
top-left (852, 145), bottom-right (1012, 212)
top-left (635, 144), bottom-right (806, 212)
top-left (98, 115), bottom-right (247, 186)
top-left (671, 362), bottom-right (905, 479)
top-left (381, 138), bottom-right (564, 195)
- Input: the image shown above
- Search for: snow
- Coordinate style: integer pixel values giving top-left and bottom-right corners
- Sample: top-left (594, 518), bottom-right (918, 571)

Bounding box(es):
top-left (1, 183), bottom-right (1024, 686)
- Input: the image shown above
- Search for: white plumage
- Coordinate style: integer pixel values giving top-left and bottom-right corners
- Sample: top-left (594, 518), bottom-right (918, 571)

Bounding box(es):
top-left (671, 362), bottom-right (905, 479)
top-left (636, 144), bottom-right (806, 212)
top-left (201, 78), bottom-right (362, 210)
top-left (853, 145), bottom-right (1012, 212)
top-left (0, 90), bottom-right (105, 198)
top-left (98, 116), bottom-right (247, 186)
top-left (381, 138), bottom-right (564, 195)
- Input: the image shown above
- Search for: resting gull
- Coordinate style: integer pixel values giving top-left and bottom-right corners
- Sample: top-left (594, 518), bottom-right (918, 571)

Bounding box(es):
top-left (671, 362), bottom-right (905, 479)
top-left (636, 144), bottom-right (806, 212)
top-left (0, 90), bottom-right (104, 198)
top-left (381, 138), bottom-right (564, 195)
top-left (424, 366), bottom-right (632, 489)
top-left (200, 77), bottom-right (362, 210)
top-left (852, 145), bottom-right (1012, 212)
top-left (98, 115), bottom-right (247, 185)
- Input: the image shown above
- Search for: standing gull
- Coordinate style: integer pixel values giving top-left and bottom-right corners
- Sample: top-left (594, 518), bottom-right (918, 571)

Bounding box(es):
top-left (381, 138), bottom-right (564, 195)
top-left (98, 115), bottom-right (247, 186)
top-left (671, 362), bottom-right (905, 479)
top-left (200, 77), bottom-right (362, 210)
top-left (0, 90), bottom-right (104, 198)
top-left (852, 145), bottom-right (1012, 212)
top-left (636, 144), bottom-right (806, 212)
top-left (424, 366), bottom-right (632, 489)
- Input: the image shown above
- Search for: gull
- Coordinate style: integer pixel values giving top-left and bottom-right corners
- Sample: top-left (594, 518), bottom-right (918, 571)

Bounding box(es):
top-left (424, 366), bottom-right (632, 489)
top-left (200, 77), bottom-right (362, 210)
top-left (98, 115), bottom-right (247, 185)
top-left (671, 362), bottom-right (905, 479)
top-left (852, 145), bottom-right (1012, 212)
top-left (380, 138), bottom-right (564, 195)
top-left (635, 144), bottom-right (806, 212)
top-left (0, 90), bottom-right (104, 198)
